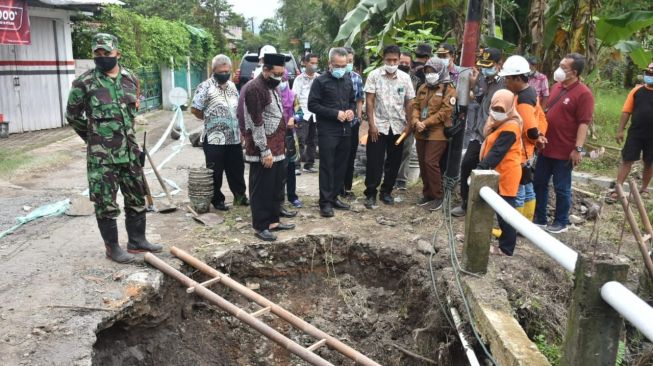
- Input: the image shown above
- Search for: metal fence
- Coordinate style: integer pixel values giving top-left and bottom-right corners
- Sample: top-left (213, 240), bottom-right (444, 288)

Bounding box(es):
top-left (136, 66), bottom-right (162, 113)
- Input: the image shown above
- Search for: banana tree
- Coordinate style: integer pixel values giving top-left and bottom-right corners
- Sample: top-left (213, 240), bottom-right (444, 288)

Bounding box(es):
top-left (335, 0), bottom-right (461, 50)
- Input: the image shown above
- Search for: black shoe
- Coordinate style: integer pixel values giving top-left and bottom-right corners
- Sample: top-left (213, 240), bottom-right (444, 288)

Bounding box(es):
top-left (364, 196), bottom-right (377, 210)
top-left (233, 195), bottom-right (249, 206)
top-left (320, 205), bottom-right (334, 217)
top-left (97, 218), bottom-right (136, 264)
top-left (125, 211), bottom-right (163, 253)
top-left (280, 207), bottom-right (298, 218)
top-left (428, 198), bottom-right (444, 211)
top-left (341, 190), bottom-right (355, 199)
top-left (333, 199), bottom-right (350, 210)
top-left (255, 229), bottom-right (277, 241)
top-left (451, 205), bottom-right (466, 217)
top-left (270, 222), bottom-right (296, 231)
top-left (418, 197), bottom-right (435, 206)
top-left (380, 192), bottom-right (394, 205)
top-left (213, 201), bottom-right (229, 211)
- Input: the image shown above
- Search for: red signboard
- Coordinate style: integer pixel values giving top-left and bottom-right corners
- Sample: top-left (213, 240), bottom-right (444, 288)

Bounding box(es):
top-left (0, 0), bottom-right (30, 45)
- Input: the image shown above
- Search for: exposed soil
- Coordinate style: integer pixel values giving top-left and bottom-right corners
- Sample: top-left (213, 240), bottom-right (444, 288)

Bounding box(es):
top-left (2, 108), bottom-right (652, 365)
top-left (93, 235), bottom-right (465, 366)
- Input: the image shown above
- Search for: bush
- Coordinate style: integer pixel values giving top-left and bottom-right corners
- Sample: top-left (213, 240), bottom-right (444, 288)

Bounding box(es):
top-left (72, 6), bottom-right (215, 69)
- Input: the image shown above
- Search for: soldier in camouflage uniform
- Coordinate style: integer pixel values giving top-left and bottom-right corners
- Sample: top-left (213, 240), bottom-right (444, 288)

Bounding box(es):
top-left (66, 33), bottom-right (162, 263)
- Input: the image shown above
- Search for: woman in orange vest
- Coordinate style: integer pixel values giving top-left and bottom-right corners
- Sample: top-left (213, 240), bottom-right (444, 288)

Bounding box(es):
top-left (478, 89), bottom-right (523, 256)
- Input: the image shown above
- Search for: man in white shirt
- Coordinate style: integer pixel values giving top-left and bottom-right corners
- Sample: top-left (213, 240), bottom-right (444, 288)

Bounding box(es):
top-left (363, 45), bottom-right (415, 209)
top-left (292, 53), bottom-right (320, 173)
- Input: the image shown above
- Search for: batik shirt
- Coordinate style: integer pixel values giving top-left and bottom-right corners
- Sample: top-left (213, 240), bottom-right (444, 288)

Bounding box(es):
top-left (364, 68), bottom-right (416, 135)
top-left (192, 79), bottom-right (240, 145)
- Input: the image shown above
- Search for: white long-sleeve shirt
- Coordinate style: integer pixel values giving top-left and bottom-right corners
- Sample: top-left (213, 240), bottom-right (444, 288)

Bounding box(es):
top-left (291, 72), bottom-right (319, 121)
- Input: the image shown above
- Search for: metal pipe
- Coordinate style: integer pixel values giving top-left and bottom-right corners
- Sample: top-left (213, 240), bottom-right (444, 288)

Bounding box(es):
top-left (601, 281), bottom-right (653, 342)
top-left (144, 253), bottom-right (335, 366)
top-left (479, 186), bottom-right (578, 272)
top-left (170, 246), bottom-right (382, 366)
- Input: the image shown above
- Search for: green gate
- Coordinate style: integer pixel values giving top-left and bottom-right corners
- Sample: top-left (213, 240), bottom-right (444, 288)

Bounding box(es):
top-left (173, 65), bottom-right (207, 98)
top-left (136, 66), bottom-right (162, 113)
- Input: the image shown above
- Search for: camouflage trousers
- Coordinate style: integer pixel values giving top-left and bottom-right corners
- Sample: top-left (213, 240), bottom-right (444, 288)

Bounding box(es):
top-left (88, 161), bottom-right (146, 219)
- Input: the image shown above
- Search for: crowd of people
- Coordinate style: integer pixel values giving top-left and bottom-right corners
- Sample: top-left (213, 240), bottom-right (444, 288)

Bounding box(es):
top-left (68, 32), bottom-right (653, 262)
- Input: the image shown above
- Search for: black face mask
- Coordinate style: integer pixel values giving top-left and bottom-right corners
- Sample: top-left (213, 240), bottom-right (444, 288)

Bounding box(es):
top-left (213, 72), bottom-right (231, 84)
top-left (94, 56), bottom-right (118, 73)
top-left (398, 65), bottom-right (411, 73)
top-left (266, 76), bottom-right (281, 89)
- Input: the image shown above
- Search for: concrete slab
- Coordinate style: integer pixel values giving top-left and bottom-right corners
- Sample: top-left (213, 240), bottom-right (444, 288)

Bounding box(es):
top-left (463, 276), bottom-right (551, 366)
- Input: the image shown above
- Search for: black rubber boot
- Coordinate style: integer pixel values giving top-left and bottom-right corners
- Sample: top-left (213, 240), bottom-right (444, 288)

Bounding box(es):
top-left (126, 211), bottom-right (163, 253)
top-left (97, 218), bottom-right (136, 264)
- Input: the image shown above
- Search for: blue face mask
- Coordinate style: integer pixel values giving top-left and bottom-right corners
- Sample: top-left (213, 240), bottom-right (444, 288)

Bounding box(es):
top-left (346, 63), bottom-right (354, 73)
top-left (331, 67), bottom-right (347, 79)
top-left (301, 67), bottom-right (306, 74)
top-left (482, 66), bottom-right (497, 77)
top-left (644, 75), bottom-right (653, 85)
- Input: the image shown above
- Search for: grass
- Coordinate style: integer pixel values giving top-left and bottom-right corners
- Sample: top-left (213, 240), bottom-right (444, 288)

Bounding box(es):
top-left (0, 149), bottom-right (35, 177)
top-left (579, 88), bottom-right (628, 176)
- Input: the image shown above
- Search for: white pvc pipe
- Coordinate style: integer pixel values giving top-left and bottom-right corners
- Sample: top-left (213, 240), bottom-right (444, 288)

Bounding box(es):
top-left (479, 186), bottom-right (579, 272)
top-left (601, 281), bottom-right (653, 342)
top-left (448, 297), bottom-right (481, 366)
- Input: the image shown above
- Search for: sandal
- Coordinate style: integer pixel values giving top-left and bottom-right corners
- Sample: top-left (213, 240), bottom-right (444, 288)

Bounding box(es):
top-left (639, 190), bottom-right (650, 199)
top-left (605, 190), bottom-right (619, 204)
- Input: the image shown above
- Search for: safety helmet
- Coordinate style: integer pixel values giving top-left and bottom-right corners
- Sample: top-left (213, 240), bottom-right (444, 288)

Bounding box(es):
top-left (498, 55), bottom-right (530, 77)
top-left (259, 45), bottom-right (277, 59)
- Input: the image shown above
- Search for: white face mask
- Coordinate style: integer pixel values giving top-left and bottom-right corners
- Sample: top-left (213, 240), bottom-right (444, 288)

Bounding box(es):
top-left (279, 81), bottom-right (288, 90)
top-left (553, 67), bottom-right (567, 83)
top-left (438, 57), bottom-right (450, 68)
top-left (490, 110), bottom-right (509, 122)
top-left (425, 73), bottom-right (439, 85)
top-left (384, 64), bottom-right (398, 74)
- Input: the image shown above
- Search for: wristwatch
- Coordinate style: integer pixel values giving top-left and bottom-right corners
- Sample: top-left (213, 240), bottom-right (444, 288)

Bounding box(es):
top-left (575, 146), bottom-right (583, 153)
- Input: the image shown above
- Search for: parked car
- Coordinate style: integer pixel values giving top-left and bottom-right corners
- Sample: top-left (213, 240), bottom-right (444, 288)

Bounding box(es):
top-left (235, 51), bottom-right (301, 91)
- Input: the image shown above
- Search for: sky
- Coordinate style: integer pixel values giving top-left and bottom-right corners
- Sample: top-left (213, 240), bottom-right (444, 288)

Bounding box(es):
top-left (227, 0), bottom-right (281, 33)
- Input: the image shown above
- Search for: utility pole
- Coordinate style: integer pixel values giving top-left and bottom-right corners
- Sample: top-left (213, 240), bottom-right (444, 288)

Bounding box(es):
top-left (248, 17), bottom-right (255, 33)
top-left (444, 0), bottom-right (483, 182)
top-left (488, 0), bottom-right (495, 38)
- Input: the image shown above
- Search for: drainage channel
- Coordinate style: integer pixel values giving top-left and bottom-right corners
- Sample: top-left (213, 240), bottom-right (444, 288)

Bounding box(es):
top-left (92, 235), bottom-right (468, 365)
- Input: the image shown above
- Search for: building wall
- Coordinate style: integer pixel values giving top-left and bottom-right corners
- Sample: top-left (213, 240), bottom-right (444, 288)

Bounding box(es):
top-left (0, 6), bottom-right (74, 134)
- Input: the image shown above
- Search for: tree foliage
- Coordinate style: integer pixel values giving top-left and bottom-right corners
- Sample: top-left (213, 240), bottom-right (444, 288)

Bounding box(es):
top-left (72, 6), bottom-right (215, 69)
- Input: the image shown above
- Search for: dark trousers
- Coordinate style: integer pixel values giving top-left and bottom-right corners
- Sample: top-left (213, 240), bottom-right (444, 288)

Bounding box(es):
top-left (297, 115), bottom-right (317, 168)
top-left (319, 132), bottom-right (351, 207)
top-left (364, 132), bottom-right (403, 198)
top-left (533, 155), bottom-right (572, 226)
top-left (286, 158), bottom-right (298, 202)
top-left (203, 141), bottom-right (246, 205)
top-left (497, 195), bottom-right (517, 256)
top-left (343, 123), bottom-right (360, 192)
top-left (249, 160), bottom-right (287, 231)
top-left (459, 140), bottom-right (482, 207)
top-left (416, 139), bottom-right (448, 200)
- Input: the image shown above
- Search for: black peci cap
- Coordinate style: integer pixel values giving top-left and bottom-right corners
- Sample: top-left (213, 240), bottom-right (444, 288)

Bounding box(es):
top-left (263, 53), bottom-right (286, 67)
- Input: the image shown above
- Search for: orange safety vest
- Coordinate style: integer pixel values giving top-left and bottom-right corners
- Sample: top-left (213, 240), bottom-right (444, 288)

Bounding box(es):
top-left (480, 119), bottom-right (522, 197)
top-left (516, 96), bottom-right (548, 162)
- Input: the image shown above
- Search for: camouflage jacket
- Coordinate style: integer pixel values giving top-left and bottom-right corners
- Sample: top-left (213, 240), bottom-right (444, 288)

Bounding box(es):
top-left (66, 67), bottom-right (140, 165)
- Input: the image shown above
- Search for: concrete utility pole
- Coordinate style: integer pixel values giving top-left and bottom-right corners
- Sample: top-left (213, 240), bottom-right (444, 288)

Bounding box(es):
top-left (444, 0), bottom-right (483, 182)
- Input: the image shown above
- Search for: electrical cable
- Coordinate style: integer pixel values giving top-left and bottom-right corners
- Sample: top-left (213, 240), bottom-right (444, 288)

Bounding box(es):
top-left (440, 175), bottom-right (499, 366)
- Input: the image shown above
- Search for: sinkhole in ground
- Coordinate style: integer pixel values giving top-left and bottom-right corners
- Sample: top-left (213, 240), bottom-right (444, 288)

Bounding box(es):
top-left (92, 235), bottom-right (466, 365)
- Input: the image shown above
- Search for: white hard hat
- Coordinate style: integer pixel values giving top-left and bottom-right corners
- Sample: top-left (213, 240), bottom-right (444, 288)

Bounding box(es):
top-left (259, 45), bottom-right (277, 59)
top-left (498, 55), bottom-right (531, 77)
